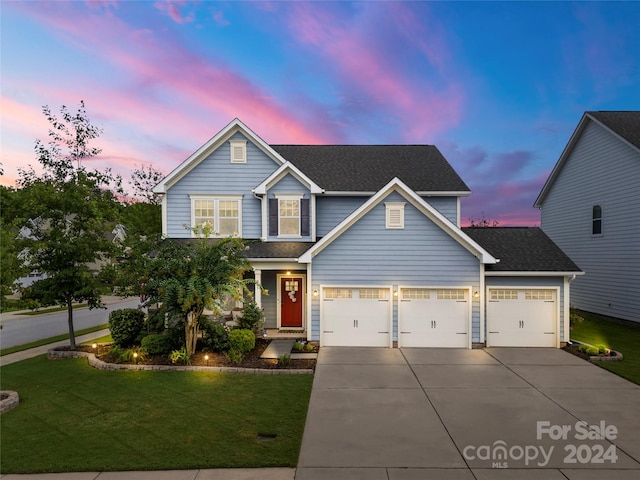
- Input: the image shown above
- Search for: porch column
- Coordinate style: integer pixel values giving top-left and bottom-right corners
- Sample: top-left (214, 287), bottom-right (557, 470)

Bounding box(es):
top-left (254, 268), bottom-right (262, 309)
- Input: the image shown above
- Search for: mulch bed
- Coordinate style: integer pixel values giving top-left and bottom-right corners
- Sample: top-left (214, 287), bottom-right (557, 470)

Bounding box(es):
top-left (67, 339), bottom-right (316, 370)
top-left (562, 344), bottom-right (591, 361)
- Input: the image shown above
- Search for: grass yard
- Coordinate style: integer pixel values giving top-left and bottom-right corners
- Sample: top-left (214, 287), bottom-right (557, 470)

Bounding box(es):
top-left (0, 355), bottom-right (313, 474)
top-left (570, 310), bottom-right (640, 385)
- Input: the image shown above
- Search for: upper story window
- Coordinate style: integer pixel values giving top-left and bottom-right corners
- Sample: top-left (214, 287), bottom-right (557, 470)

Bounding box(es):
top-left (279, 198), bottom-right (300, 236)
top-left (229, 140), bottom-right (247, 163)
top-left (385, 202), bottom-right (405, 229)
top-left (191, 196), bottom-right (241, 237)
top-left (268, 195), bottom-right (310, 238)
top-left (592, 205), bottom-right (602, 235)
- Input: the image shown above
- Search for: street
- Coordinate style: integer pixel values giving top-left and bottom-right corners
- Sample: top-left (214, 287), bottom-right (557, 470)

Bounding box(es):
top-left (0, 297), bottom-right (140, 349)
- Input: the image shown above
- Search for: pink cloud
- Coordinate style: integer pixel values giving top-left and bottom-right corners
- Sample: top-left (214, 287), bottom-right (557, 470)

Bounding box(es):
top-left (283, 2), bottom-right (464, 142)
top-left (154, 1), bottom-right (194, 24)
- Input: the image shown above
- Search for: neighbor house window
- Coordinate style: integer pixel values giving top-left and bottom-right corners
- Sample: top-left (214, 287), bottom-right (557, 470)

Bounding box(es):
top-left (385, 202), bottom-right (405, 229)
top-left (191, 196), bottom-right (241, 236)
top-left (229, 140), bottom-right (247, 163)
top-left (592, 205), bottom-right (602, 235)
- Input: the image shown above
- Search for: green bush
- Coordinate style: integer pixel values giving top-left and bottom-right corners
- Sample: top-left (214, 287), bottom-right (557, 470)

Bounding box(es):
top-left (238, 301), bottom-right (264, 333)
top-left (278, 353), bottom-right (291, 366)
top-left (292, 342), bottom-right (304, 352)
top-left (109, 309), bottom-right (145, 348)
top-left (169, 347), bottom-right (191, 365)
top-left (579, 344), bottom-right (599, 356)
top-left (225, 349), bottom-right (244, 364)
top-left (228, 329), bottom-right (255, 354)
top-left (141, 334), bottom-right (172, 355)
top-left (201, 320), bottom-right (230, 353)
top-left (110, 345), bottom-right (146, 364)
top-left (597, 344), bottom-right (608, 355)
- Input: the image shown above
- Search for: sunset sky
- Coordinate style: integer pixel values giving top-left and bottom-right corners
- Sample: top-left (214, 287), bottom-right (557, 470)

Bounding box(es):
top-left (2, 1), bottom-right (639, 225)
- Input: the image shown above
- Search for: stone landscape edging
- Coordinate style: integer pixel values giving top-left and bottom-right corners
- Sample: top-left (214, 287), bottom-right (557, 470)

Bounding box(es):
top-left (570, 340), bottom-right (624, 362)
top-left (47, 348), bottom-right (314, 374)
top-left (0, 391), bottom-right (19, 414)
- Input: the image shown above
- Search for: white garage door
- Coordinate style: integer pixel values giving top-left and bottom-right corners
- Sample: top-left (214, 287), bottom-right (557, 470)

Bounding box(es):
top-left (321, 287), bottom-right (391, 347)
top-left (487, 289), bottom-right (558, 347)
top-left (399, 288), bottom-right (470, 348)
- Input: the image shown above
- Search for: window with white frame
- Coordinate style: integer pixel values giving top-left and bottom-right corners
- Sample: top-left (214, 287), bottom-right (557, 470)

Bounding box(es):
top-left (191, 196), bottom-right (241, 236)
top-left (229, 140), bottom-right (247, 164)
top-left (279, 198), bottom-right (300, 236)
top-left (385, 202), bottom-right (405, 229)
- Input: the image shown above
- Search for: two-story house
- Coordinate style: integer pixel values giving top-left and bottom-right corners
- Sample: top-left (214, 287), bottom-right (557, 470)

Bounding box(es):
top-left (535, 111), bottom-right (640, 323)
top-left (154, 119), bottom-right (581, 348)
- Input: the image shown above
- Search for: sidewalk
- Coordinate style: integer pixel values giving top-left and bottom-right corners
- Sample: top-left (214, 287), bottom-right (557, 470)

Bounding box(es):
top-left (0, 328), bottom-right (111, 366)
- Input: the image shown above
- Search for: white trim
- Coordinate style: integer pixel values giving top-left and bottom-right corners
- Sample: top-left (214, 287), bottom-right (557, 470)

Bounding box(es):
top-left (456, 197), bottom-right (461, 227)
top-left (484, 271), bottom-right (584, 276)
top-left (253, 162), bottom-right (324, 195)
top-left (153, 118), bottom-right (287, 193)
top-left (479, 264), bottom-right (485, 344)
top-left (311, 194), bottom-right (317, 241)
top-left (254, 268), bottom-right (262, 309)
top-left (276, 195), bottom-right (303, 238)
top-left (229, 139), bottom-right (247, 163)
top-left (563, 276), bottom-right (570, 343)
top-left (250, 261), bottom-right (301, 270)
top-left (306, 263), bottom-right (312, 341)
top-left (277, 273), bottom-right (306, 330)
top-left (161, 195), bottom-right (168, 236)
top-left (486, 286), bottom-right (561, 348)
top-left (320, 190), bottom-right (471, 197)
top-left (299, 177), bottom-right (497, 265)
top-left (320, 284), bottom-right (393, 348)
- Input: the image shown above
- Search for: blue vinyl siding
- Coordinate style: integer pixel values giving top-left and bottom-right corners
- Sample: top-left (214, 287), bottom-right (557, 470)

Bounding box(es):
top-left (165, 132), bottom-right (279, 238)
top-left (267, 174), bottom-right (312, 241)
top-left (316, 196), bottom-right (368, 237)
top-left (421, 196), bottom-right (458, 224)
top-left (485, 276), bottom-right (566, 340)
top-left (309, 191), bottom-right (481, 342)
top-left (540, 121), bottom-right (640, 322)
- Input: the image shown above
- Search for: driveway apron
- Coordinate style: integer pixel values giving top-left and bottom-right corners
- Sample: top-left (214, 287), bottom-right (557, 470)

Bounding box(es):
top-left (296, 347), bottom-right (640, 480)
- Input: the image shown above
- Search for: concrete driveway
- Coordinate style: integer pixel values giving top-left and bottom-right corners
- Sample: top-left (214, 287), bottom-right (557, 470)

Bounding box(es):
top-left (296, 347), bottom-right (640, 480)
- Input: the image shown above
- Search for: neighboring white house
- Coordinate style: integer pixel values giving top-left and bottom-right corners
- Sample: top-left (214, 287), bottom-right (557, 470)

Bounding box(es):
top-left (535, 111), bottom-right (640, 323)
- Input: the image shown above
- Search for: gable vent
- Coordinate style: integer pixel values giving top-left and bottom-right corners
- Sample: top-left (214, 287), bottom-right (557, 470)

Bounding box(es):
top-left (230, 140), bottom-right (247, 163)
top-left (385, 202), bottom-right (405, 229)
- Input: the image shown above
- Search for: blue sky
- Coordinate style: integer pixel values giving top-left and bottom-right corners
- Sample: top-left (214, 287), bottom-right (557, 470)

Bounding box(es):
top-left (2, 1), bottom-right (638, 224)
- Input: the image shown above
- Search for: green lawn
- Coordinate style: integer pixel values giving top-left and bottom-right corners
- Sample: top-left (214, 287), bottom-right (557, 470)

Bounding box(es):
top-left (570, 310), bottom-right (640, 385)
top-left (0, 355), bottom-right (313, 473)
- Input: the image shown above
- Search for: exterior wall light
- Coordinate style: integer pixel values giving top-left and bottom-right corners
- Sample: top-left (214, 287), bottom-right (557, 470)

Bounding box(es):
top-left (313, 289), bottom-right (319, 297)
top-left (473, 291), bottom-right (479, 298)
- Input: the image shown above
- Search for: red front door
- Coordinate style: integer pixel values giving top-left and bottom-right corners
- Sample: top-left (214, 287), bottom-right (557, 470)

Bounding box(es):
top-left (281, 277), bottom-right (303, 328)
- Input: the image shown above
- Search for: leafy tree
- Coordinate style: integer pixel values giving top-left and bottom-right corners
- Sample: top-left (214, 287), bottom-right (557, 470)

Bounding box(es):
top-left (17, 101), bottom-right (122, 349)
top-left (141, 227), bottom-right (255, 355)
top-left (120, 164), bottom-right (164, 238)
top-left (0, 186), bottom-right (30, 298)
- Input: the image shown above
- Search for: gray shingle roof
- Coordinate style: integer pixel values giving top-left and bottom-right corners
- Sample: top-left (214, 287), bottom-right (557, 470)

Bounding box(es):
top-left (588, 111), bottom-right (640, 150)
top-left (271, 145), bottom-right (470, 193)
top-left (462, 227), bottom-right (582, 272)
top-left (244, 241), bottom-right (315, 259)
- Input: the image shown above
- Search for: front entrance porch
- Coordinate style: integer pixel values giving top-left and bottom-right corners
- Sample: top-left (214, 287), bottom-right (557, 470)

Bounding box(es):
top-left (250, 266), bottom-right (309, 339)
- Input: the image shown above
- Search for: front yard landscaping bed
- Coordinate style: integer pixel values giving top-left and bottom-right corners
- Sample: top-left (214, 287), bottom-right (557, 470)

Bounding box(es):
top-left (0, 354), bottom-right (313, 473)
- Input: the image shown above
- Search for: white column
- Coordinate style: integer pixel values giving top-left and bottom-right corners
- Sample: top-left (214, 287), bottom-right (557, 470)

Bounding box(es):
top-left (254, 268), bottom-right (262, 308)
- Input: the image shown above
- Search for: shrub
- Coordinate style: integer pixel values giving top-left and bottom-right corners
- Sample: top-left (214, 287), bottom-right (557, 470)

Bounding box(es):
top-left (225, 349), bottom-right (244, 364)
top-left (578, 345), bottom-right (599, 356)
top-left (238, 301), bottom-right (264, 333)
top-left (570, 310), bottom-right (585, 327)
top-left (110, 345), bottom-right (146, 364)
top-left (141, 334), bottom-right (172, 355)
top-left (201, 320), bottom-right (231, 353)
top-left (109, 309), bottom-right (145, 348)
top-left (597, 344), bottom-right (608, 355)
top-left (292, 342), bottom-right (304, 352)
top-left (279, 353), bottom-right (291, 366)
top-left (304, 343), bottom-right (315, 352)
top-left (169, 347), bottom-right (191, 365)
top-left (228, 329), bottom-right (255, 354)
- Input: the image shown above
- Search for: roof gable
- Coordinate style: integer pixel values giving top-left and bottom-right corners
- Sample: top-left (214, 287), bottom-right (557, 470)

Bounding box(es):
top-left (153, 118), bottom-right (287, 194)
top-left (253, 161), bottom-right (324, 195)
top-left (462, 227), bottom-right (582, 273)
top-left (271, 145), bottom-right (470, 194)
top-left (299, 177), bottom-right (495, 264)
top-left (535, 111), bottom-right (640, 207)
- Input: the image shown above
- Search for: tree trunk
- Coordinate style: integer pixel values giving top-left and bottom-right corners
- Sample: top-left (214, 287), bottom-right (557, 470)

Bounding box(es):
top-left (67, 298), bottom-right (77, 350)
top-left (184, 310), bottom-right (200, 355)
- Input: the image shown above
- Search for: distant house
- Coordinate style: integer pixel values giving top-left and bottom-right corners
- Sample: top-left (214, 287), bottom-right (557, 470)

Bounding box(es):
top-left (16, 220), bottom-right (126, 289)
top-left (535, 111), bottom-right (640, 323)
top-left (154, 118), bottom-right (582, 348)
